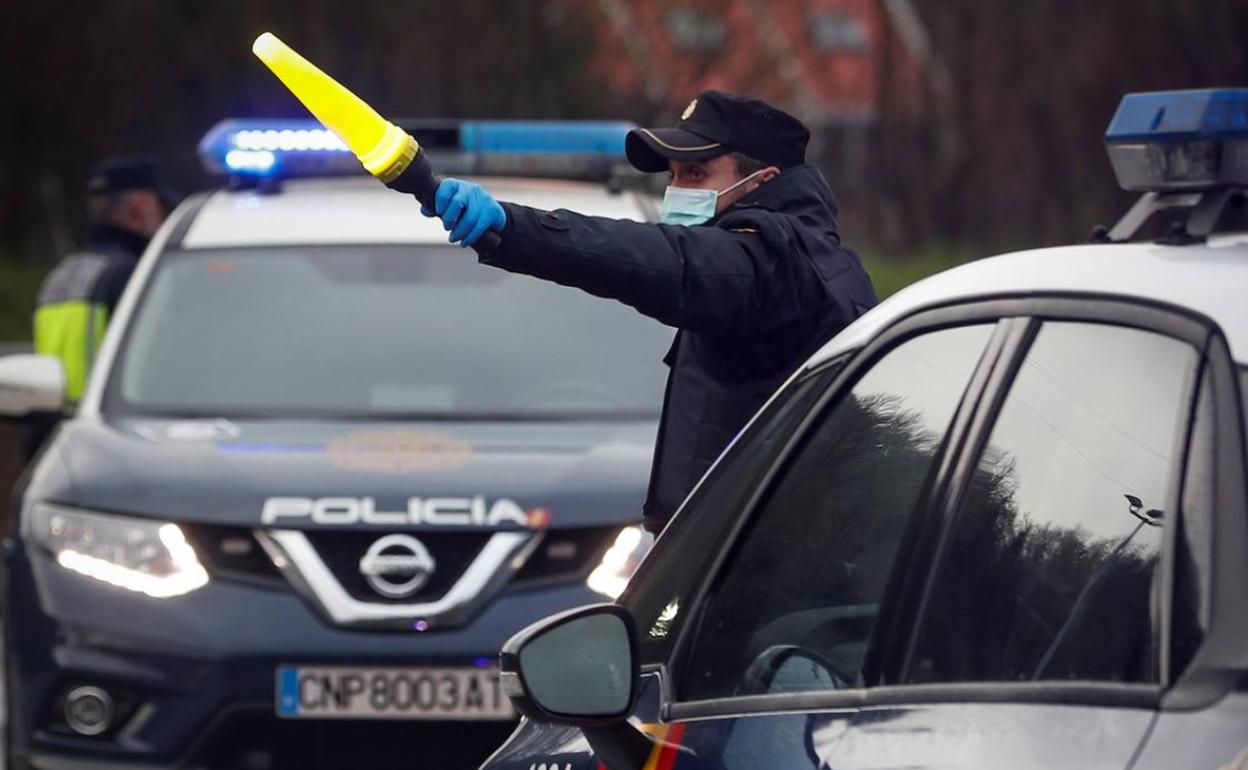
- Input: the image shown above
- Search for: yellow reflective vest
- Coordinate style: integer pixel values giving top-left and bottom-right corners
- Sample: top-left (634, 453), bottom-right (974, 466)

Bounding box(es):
top-left (33, 229), bottom-right (143, 403)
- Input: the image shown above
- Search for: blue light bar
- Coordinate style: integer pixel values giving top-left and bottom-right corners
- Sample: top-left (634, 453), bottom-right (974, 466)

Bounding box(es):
top-left (224, 150), bottom-right (276, 173)
top-left (198, 119), bottom-right (360, 178)
top-left (1107, 89), bottom-right (1248, 141)
top-left (1105, 89), bottom-right (1248, 192)
top-left (199, 119), bottom-right (638, 182)
top-left (458, 121), bottom-right (632, 155)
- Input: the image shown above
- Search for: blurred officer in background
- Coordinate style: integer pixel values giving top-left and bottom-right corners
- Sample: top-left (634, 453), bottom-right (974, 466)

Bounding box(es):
top-left (423, 91), bottom-right (878, 534)
top-left (24, 156), bottom-right (173, 458)
top-left (34, 156), bottom-right (173, 404)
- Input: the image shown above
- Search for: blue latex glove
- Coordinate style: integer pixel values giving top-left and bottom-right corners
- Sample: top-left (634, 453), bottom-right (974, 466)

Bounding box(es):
top-left (420, 179), bottom-right (506, 248)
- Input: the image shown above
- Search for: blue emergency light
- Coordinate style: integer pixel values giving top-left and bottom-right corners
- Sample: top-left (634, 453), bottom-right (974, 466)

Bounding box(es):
top-left (199, 119), bottom-right (634, 181)
top-left (198, 119), bottom-right (358, 178)
top-left (1106, 89), bottom-right (1248, 192)
top-left (458, 121), bottom-right (634, 154)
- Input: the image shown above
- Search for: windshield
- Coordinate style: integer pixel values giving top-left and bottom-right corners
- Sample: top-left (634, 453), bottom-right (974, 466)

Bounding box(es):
top-left (106, 245), bottom-right (671, 419)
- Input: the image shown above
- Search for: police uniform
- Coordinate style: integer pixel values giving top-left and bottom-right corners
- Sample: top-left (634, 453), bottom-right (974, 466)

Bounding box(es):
top-left (476, 92), bottom-right (878, 533)
top-left (33, 157), bottom-right (172, 404)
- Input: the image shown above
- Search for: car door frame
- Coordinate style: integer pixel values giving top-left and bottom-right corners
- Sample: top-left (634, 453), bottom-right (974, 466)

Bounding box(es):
top-left (1156, 320), bottom-right (1248, 711)
top-left (653, 292), bottom-right (1247, 725)
top-left (660, 300), bottom-right (1018, 720)
top-left (879, 296), bottom-right (1207, 706)
top-left (889, 295), bottom-right (1248, 714)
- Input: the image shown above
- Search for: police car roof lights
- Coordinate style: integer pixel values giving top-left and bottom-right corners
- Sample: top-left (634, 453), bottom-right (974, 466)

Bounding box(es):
top-left (200, 118), bottom-right (637, 182)
top-left (1102, 89), bottom-right (1248, 242)
top-left (458, 121), bottom-right (634, 155)
top-left (1107, 89), bottom-right (1248, 192)
top-left (199, 119), bottom-right (359, 179)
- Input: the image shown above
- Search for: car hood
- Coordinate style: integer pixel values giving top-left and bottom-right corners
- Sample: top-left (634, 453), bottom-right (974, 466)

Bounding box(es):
top-left (46, 416), bottom-right (658, 530)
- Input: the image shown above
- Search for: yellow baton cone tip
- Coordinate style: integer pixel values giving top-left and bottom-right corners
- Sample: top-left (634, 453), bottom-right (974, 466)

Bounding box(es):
top-left (250, 31), bottom-right (419, 181)
top-left (251, 32), bottom-right (282, 60)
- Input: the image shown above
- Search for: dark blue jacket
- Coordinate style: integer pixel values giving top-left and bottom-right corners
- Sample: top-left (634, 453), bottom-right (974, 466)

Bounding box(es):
top-left (486, 165), bottom-right (877, 531)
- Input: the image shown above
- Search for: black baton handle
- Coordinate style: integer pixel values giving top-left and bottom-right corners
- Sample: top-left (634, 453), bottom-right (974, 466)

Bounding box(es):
top-left (386, 150), bottom-right (502, 255)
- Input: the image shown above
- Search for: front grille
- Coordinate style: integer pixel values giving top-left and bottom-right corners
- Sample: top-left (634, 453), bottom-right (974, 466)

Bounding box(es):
top-left (183, 525), bottom-right (622, 601)
top-left (183, 524), bottom-right (284, 587)
top-left (304, 531), bottom-right (491, 604)
top-left (189, 709), bottom-right (518, 770)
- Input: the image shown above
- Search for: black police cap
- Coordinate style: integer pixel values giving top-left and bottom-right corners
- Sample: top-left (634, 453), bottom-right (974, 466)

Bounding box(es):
top-left (625, 90), bottom-right (810, 173)
top-left (86, 155), bottom-right (178, 208)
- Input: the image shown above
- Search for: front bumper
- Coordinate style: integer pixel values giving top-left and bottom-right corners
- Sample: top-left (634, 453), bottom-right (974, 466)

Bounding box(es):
top-left (6, 545), bottom-right (594, 769)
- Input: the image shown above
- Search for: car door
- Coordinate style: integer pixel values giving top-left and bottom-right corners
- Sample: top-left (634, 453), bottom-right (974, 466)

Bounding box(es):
top-left (1128, 334), bottom-right (1248, 770)
top-left (626, 311), bottom-right (1007, 769)
top-left (815, 301), bottom-right (1211, 770)
top-left (638, 298), bottom-right (1217, 770)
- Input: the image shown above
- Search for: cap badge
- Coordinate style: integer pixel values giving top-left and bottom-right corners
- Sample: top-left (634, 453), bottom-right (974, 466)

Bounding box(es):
top-left (681, 98), bottom-right (698, 121)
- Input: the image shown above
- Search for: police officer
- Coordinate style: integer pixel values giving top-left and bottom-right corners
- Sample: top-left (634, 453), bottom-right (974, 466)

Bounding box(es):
top-left (23, 157), bottom-right (173, 460)
top-left (425, 91), bottom-right (878, 534)
top-left (33, 156), bottom-right (173, 404)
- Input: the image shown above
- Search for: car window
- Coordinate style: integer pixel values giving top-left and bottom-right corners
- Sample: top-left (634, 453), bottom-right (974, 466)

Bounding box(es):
top-left (680, 324), bottom-right (995, 700)
top-left (622, 361), bottom-right (844, 667)
top-left (108, 246), bottom-right (671, 419)
top-left (907, 322), bottom-right (1198, 685)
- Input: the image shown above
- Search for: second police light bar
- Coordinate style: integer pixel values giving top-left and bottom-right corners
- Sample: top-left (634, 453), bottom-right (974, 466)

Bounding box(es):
top-left (198, 119), bottom-right (635, 180)
top-left (1106, 88), bottom-right (1248, 192)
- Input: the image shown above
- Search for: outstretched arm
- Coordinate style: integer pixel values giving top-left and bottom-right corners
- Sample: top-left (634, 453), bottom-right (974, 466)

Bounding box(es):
top-left (427, 179), bottom-right (800, 336)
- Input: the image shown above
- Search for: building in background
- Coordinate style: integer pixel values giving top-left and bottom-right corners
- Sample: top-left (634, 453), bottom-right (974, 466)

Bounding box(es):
top-left (574, 0), bottom-right (944, 198)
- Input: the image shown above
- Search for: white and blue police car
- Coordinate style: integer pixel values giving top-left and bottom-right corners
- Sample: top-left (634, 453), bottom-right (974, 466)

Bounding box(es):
top-left (0, 121), bottom-right (666, 769)
top-left (484, 89), bottom-right (1248, 770)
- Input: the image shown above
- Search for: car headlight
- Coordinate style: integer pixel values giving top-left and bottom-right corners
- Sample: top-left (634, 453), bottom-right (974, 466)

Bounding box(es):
top-left (586, 525), bottom-right (653, 600)
top-left (25, 503), bottom-right (209, 599)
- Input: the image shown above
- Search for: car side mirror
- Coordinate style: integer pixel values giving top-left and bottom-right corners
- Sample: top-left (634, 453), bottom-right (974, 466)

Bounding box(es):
top-left (500, 603), bottom-right (639, 726)
top-left (0, 355), bottom-right (65, 419)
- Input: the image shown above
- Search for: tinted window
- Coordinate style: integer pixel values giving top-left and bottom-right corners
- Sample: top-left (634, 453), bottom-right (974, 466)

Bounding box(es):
top-left (681, 324), bottom-right (994, 700)
top-left (909, 323), bottom-right (1197, 684)
top-left (623, 362), bottom-right (842, 666)
top-left (110, 246), bottom-right (670, 418)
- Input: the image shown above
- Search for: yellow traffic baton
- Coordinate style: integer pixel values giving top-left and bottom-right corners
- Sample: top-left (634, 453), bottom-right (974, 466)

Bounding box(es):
top-left (252, 32), bottom-right (501, 252)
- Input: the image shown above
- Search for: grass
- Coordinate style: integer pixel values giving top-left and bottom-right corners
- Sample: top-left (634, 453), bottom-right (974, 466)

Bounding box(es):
top-left (856, 243), bottom-right (978, 300)
top-left (0, 262), bottom-right (50, 342)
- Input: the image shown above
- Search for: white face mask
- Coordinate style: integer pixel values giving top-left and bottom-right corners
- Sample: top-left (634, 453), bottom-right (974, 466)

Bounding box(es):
top-left (659, 169), bottom-right (766, 226)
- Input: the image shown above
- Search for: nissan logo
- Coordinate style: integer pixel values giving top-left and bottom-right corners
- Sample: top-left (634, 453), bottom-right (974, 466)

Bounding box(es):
top-left (358, 534), bottom-right (437, 599)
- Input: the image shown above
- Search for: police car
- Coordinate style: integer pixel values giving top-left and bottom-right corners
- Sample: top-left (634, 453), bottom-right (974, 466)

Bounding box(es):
top-left (484, 89), bottom-right (1248, 770)
top-left (0, 121), bottom-right (668, 769)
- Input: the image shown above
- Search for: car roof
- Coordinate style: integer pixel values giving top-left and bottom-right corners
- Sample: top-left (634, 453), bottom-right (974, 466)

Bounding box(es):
top-left (181, 175), bottom-right (650, 248)
top-left (815, 233), bottom-right (1248, 365)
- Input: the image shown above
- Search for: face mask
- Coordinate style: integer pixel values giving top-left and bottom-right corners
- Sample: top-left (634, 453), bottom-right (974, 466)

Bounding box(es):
top-left (659, 169), bottom-right (766, 226)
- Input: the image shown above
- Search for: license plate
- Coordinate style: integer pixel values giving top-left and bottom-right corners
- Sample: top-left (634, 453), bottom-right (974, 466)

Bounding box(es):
top-left (276, 666), bottom-right (515, 720)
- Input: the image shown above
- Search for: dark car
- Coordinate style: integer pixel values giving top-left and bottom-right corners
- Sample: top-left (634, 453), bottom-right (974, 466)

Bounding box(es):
top-left (0, 121), bottom-right (664, 769)
top-left (485, 89), bottom-right (1248, 770)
